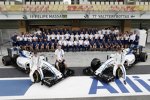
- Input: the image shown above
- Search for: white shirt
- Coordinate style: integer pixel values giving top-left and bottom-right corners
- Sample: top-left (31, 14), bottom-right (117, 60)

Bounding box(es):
top-left (79, 40), bottom-right (83, 45)
top-left (75, 34), bottom-right (80, 40)
top-left (68, 41), bottom-right (73, 46)
top-left (74, 41), bottom-right (78, 46)
top-left (80, 34), bottom-right (84, 40)
top-left (106, 29), bottom-right (111, 35)
top-left (47, 35), bottom-right (51, 41)
top-left (114, 29), bottom-right (119, 34)
top-left (55, 49), bottom-right (64, 61)
top-left (101, 29), bottom-right (106, 35)
top-left (84, 40), bottom-right (89, 45)
top-left (24, 37), bottom-right (28, 41)
top-left (56, 34), bottom-right (60, 40)
top-left (114, 52), bottom-right (125, 65)
top-left (60, 35), bottom-right (65, 40)
top-left (85, 33), bottom-right (89, 39)
top-left (51, 34), bottom-right (56, 40)
top-left (89, 34), bottom-right (94, 39)
top-left (98, 30), bottom-right (102, 34)
top-left (124, 35), bottom-right (129, 40)
top-left (70, 35), bottom-right (74, 41)
top-left (32, 36), bottom-right (37, 41)
top-left (130, 34), bottom-right (136, 41)
top-left (94, 34), bottom-right (99, 39)
top-left (28, 37), bottom-right (32, 42)
top-left (37, 30), bottom-right (41, 35)
top-left (99, 34), bottom-right (104, 39)
top-left (58, 40), bottom-right (62, 45)
top-left (62, 40), bottom-right (68, 46)
top-left (65, 33), bottom-right (70, 39)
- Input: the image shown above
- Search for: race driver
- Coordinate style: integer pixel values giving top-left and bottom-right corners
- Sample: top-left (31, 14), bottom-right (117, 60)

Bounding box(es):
top-left (29, 51), bottom-right (43, 83)
top-left (113, 47), bottom-right (126, 84)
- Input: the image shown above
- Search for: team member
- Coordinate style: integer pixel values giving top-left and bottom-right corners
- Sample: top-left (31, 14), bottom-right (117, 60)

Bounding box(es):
top-left (29, 51), bottom-right (43, 83)
top-left (78, 38), bottom-right (84, 51)
top-left (89, 33), bottom-right (94, 41)
top-left (84, 39), bottom-right (90, 51)
top-left (113, 48), bottom-right (126, 84)
top-left (68, 39), bottom-right (74, 52)
top-left (75, 32), bottom-right (80, 40)
top-left (62, 38), bottom-right (68, 51)
top-left (55, 45), bottom-right (67, 71)
top-left (56, 32), bottom-right (60, 41)
top-left (85, 31), bottom-right (89, 40)
top-left (50, 32), bottom-right (56, 43)
top-left (65, 32), bottom-right (70, 41)
top-left (70, 33), bottom-right (75, 41)
top-left (80, 32), bottom-right (85, 40)
top-left (73, 38), bottom-right (79, 51)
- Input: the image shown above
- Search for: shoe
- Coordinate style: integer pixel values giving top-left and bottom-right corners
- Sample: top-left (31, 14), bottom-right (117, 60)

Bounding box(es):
top-left (124, 80), bottom-right (126, 85)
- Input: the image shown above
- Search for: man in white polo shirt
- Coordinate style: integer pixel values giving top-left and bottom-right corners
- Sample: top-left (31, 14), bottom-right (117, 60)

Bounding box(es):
top-left (75, 32), bottom-right (80, 40)
top-left (55, 44), bottom-right (67, 71)
top-left (84, 39), bottom-right (90, 51)
top-left (79, 38), bottom-right (84, 51)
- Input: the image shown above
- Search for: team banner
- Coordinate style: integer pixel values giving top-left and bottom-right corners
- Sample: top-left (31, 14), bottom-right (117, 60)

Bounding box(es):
top-left (0, 74), bottom-right (150, 99)
top-left (0, 5), bottom-right (149, 12)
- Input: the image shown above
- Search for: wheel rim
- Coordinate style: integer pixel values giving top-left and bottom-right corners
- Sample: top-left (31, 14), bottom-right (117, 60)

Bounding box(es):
top-left (33, 71), bottom-right (40, 82)
top-left (117, 69), bottom-right (123, 78)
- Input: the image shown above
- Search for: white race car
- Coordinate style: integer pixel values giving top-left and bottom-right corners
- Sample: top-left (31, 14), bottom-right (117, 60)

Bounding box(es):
top-left (2, 47), bottom-right (74, 87)
top-left (83, 46), bottom-right (148, 83)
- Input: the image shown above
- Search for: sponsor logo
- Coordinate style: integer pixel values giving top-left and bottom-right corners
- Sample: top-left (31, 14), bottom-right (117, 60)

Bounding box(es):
top-left (89, 75), bottom-right (150, 94)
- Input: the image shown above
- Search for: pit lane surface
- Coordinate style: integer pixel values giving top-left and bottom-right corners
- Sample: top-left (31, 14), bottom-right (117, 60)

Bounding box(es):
top-left (0, 65), bottom-right (150, 78)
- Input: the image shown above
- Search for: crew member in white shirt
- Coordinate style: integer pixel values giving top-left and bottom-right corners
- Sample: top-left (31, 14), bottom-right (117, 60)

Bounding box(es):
top-left (80, 32), bottom-right (85, 40)
top-left (55, 45), bottom-right (67, 70)
top-left (84, 39), bottom-right (90, 51)
top-left (68, 39), bottom-right (74, 52)
top-left (85, 32), bottom-right (89, 40)
top-left (70, 33), bottom-right (75, 41)
top-left (74, 38), bottom-right (79, 51)
top-left (89, 33), bottom-right (94, 40)
top-left (50, 32), bottom-right (56, 43)
top-left (79, 38), bottom-right (84, 51)
top-left (62, 39), bottom-right (68, 51)
top-left (65, 32), bottom-right (70, 41)
top-left (75, 32), bottom-right (80, 40)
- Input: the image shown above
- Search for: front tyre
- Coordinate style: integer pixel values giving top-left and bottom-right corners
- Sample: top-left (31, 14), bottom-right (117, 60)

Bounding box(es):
top-left (33, 70), bottom-right (41, 83)
top-left (116, 68), bottom-right (123, 79)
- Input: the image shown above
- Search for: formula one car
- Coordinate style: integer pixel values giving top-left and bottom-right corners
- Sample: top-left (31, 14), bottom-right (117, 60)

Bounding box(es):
top-left (83, 29), bottom-right (148, 83)
top-left (83, 46), bottom-right (148, 83)
top-left (2, 47), bottom-right (74, 87)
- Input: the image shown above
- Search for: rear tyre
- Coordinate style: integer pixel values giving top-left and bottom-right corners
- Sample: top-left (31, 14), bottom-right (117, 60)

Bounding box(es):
top-left (2, 56), bottom-right (11, 66)
top-left (140, 52), bottom-right (148, 62)
top-left (33, 70), bottom-right (41, 83)
top-left (91, 58), bottom-right (101, 72)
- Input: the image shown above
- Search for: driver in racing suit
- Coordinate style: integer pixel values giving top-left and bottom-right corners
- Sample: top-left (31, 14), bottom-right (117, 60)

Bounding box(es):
top-left (29, 51), bottom-right (43, 83)
top-left (113, 48), bottom-right (126, 84)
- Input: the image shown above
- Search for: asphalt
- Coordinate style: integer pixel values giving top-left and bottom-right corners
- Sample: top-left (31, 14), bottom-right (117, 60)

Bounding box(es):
top-left (0, 65), bottom-right (149, 78)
